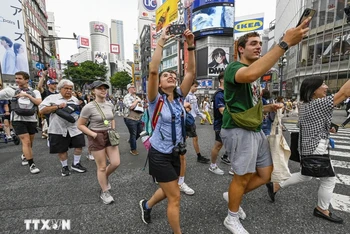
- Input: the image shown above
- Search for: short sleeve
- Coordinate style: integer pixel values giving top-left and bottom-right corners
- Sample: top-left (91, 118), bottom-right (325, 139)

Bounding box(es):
top-left (33, 90), bottom-right (42, 99)
top-left (38, 95), bottom-right (52, 110)
top-left (80, 103), bottom-right (92, 119)
top-left (224, 62), bottom-right (246, 85)
top-left (215, 92), bottom-right (225, 109)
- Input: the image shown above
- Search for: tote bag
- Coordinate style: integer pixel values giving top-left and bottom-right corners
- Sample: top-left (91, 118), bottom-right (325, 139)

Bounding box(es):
top-left (268, 109), bottom-right (292, 183)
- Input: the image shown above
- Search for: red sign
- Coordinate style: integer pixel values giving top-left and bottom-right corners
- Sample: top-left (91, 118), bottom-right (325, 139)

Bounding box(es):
top-left (150, 23), bottom-right (157, 49)
top-left (48, 68), bottom-right (57, 79)
top-left (110, 44), bottom-right (120, 54)
top-left (77, 36), bottom-right (90, 48)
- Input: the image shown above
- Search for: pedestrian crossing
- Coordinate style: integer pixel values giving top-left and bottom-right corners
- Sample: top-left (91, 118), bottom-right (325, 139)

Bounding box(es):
top-left (284, 123), bottom-right (350, 214)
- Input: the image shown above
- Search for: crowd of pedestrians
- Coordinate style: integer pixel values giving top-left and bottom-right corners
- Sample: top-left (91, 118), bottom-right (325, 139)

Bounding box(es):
top-left (1, 16), bottom-right (350, 234)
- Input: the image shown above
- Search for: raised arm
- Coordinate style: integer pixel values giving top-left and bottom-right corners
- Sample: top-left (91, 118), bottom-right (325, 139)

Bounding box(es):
top-left (235, 18), bottom-right (311, 83)
top-left (37, 70), bottom-right (47, 93)
top-left (148, 26), bottom-right (173, 102)
top-left (334, 79), bottom-right (350, 106)
top-left (180, 29), bottom-right (196, 97)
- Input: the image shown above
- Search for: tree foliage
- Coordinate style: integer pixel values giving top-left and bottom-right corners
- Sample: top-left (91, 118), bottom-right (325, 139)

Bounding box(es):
top-left (63, 61), bottom-right (108, 89)
top-left (110, 70), bottom-right (132, 93)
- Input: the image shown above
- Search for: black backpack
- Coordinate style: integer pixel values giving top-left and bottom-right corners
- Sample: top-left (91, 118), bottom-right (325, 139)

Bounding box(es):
top-left (11, 89), bottom-right (37, 116)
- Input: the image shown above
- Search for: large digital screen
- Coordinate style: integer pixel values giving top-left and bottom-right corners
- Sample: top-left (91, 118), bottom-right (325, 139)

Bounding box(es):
top-left (191, 2), bottom-right (234, 37)
top-left (191, 0), bottom-right (234, 9)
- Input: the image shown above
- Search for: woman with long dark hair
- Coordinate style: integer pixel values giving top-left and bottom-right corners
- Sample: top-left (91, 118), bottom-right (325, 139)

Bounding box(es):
top-left (266, 77), bottom-right (350, 223)
top-left (139, 26), bottom-right (196, 234)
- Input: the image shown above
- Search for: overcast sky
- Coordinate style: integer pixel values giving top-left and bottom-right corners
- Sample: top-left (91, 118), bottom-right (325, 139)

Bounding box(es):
top-left (46, 0), bottom-right (276, 62)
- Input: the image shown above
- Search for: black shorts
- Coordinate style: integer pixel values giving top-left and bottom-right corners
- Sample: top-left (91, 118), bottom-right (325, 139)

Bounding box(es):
top-left (49, 133), bottom-right (85, 154)
top-left (215, 130), bottom-right (222, 143)
top-left (148, 146), bottom-right (180, 183)
top-left (12, 121), bottom-right (37, 135)
top-left (1, 114), bottom-right (10, 121)
top-left (186, 124), bottom-right (197, 138)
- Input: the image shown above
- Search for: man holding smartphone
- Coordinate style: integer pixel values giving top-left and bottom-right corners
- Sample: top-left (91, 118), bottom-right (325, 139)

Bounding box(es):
top-left (221, 18), bottom-right (311, 233)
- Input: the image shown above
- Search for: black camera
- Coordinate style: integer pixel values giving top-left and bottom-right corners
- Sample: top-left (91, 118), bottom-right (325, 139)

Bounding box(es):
top-left (172, 142), bottom-right (187, 157)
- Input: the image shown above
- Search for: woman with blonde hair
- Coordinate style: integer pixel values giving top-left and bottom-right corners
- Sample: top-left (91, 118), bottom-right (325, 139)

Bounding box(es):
top-left (77, 81), bottom-right (120, 204)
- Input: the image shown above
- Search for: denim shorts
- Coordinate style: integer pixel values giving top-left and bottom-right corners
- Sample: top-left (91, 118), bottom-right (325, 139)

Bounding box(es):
top-left (220, 128), bottom-right (272, 175)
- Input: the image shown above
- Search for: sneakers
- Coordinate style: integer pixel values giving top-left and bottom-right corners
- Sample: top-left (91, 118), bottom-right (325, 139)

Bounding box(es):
top-left (229, 168), bottom-right (235, 176)
top-left (179, 182), bottom-right (195, 195)
top-left (197, 156), bottom-right (210, 164)
top-left (100, 190), bottom-right (114, 204)
top-left (29, 164), bottom-right (40, 174)
top-left (71, 163), bottom-right (87, 173)
top-left (139, 199), bottom-right (152, 224)
top-left (209, 165), bottom-right (224, 175)
top-left (221, 155), bottom-right (231, 165)
top-left (130, 150), bottom-right (139, 156)
top-left (224, 216), bottom-right (249, 234)
top-left (86, 154), bottom-right (95, 161)
top-left (21, 154), bottom-right (28, 166)
top-left (61, 166), bottom-right (71, 176)
top-left (222, 192), bottom-right (247, 220)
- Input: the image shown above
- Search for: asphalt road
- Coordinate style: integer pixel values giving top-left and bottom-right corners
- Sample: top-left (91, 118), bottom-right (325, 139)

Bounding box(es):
top-left (0, 112), bottom-right (349, 234)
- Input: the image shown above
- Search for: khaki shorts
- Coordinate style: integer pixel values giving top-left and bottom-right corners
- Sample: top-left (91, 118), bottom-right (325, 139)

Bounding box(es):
top-left (220, 128), bottom-right (272, 175)
top-left (87, 130), bottom-right (112, 151)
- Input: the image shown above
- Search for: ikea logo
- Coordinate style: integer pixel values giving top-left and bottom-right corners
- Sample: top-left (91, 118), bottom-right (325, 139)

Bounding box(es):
top-left (234, 19), bottom-right (264, 33)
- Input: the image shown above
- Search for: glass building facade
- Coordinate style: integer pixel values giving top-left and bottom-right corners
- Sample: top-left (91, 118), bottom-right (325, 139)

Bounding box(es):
top-left (276, 0), bottom-right (350, 98)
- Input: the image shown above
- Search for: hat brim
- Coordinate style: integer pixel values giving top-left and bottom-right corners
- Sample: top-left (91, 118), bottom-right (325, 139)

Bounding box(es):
top-left (93, 84), bottom-right (110, 89)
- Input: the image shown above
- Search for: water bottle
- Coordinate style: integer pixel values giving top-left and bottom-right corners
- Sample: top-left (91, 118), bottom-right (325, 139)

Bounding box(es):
top-left (140, 131), bottom-right (149, 143)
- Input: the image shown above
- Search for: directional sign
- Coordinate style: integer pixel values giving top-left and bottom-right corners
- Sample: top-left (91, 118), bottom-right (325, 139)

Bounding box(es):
top-left (36, 62), bottom-right (44, 70)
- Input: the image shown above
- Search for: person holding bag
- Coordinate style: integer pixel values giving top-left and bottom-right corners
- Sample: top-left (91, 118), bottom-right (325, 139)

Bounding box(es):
top-left (138, 26), bottom-right (195, 234)
top-left (266, 77), bottom-right (350, 224)
top-left (77, 81), bottom-right (120, 205)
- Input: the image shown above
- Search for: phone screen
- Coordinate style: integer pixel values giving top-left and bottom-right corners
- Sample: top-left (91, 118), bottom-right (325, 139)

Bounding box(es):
top-left (296, 8), bottom-right (316, 27)
top-left (169, 24), bottom-right (186, 35)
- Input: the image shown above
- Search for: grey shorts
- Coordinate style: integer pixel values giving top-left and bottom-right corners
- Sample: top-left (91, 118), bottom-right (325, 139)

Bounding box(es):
top-left (220, 128), bottom-right (272, 175)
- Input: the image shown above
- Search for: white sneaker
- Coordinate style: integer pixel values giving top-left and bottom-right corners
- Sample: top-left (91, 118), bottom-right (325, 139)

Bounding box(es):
top-left (224, 216), bottom-right (249, 234)
top-left (223, 192), bottom-right (246, 220)
top-left (29, 164), bottom-right (40, 174)
top-left (21, 154), bottom-right (28, 166)
top-left (100, 190), bottom-right (114, 204)
top-left (86, 154), bottom-right (95, 161)
top-left (229, 168), bottom-right (234, 175)
top-left (209, 166), bottom-right (224, 175)
top-left (179, 182), bottom-right (195, 195)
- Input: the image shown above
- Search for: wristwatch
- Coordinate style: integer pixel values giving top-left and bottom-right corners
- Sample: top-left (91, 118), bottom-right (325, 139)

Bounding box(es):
top-left (278, 41), bottom-right (289, 51)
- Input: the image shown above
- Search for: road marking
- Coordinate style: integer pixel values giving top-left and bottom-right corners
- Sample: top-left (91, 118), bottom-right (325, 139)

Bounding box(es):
top-left (331, 194), bottom-right (350, 213)
top-left (332, 160), bottom-right (350, 169)
top-left (336, 174), bottom-right (350, 186)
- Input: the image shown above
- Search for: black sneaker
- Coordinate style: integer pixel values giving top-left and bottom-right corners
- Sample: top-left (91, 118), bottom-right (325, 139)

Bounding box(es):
top-left (139, 199), bottom-right (151, 224)
top-left (197, 156), bottom-right (210, 164)
top-left (61, 166), bottom-right (71, 177)
top-left (71, 163), bottom-right (87, 173)
top-left (221, 155), bottom-right (231, 165)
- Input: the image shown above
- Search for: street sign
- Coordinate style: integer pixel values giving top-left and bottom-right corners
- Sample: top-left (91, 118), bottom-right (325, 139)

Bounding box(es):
top-left (37, 71), bottom-right (42, 77)
top-left (36, 62), bottom-right (44, 70)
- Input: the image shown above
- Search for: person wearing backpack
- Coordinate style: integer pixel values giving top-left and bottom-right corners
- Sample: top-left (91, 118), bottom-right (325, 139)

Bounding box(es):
top-left (11, 71), bottom-right (42, 174)
top-left (139, 26), bottom-right (195, 234)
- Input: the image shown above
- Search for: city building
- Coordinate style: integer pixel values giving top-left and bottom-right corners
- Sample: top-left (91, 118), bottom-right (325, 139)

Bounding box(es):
top-left (110, 20), bottom-right (125, 61)
top-left (275, 0), bottom-right (350, 99)
top-left (71, 48), bottom-right (92, 63)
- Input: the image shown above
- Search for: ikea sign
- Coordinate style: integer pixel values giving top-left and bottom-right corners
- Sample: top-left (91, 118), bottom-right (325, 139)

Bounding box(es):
top-left (234, 18), bottom-right (264, 33)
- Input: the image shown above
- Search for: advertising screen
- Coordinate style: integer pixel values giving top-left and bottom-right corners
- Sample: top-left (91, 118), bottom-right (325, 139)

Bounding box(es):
top-left (155, 0), bottom-right (178, 32)
top-left (191, 2), bottom-right (234, 37)
top-left (191, 0), bottom-right (234, 9)
top-left (208, 47), bottom-right (229, 75)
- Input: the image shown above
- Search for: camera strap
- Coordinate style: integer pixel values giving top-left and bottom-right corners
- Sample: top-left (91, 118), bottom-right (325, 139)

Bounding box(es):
top-left (166, 98), bottom-right (186, 146)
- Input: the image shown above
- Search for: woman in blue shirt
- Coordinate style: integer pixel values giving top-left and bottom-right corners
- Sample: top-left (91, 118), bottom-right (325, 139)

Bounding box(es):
top-left (139, 26), bottom-right (196, 234)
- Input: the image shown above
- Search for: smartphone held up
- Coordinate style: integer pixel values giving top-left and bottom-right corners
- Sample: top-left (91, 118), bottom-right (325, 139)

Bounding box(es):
top-left (168, 24), bottom-right (186, 35)
top-left (296, 8), bottom-right (316, 28)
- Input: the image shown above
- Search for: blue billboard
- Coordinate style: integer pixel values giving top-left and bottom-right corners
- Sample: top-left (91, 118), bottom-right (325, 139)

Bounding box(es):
top-left (191, 0), bottom-right (234, 38)
top-left (191, 0), bottom-right (234, 10)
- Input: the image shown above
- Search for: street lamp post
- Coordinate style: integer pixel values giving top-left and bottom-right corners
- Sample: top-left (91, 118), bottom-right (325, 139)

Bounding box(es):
top-left (40, 33), bottom-right (77, 66)
top-left (278, 56), bottom-right (287, 96)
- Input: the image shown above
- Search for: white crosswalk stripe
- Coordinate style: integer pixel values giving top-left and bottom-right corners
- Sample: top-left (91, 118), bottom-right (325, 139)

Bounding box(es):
top-left (284, 123), bottom-right (350, 214)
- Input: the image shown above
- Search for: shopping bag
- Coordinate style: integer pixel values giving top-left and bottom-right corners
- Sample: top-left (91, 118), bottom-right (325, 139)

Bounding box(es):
top-left (268, 109), bottom-right (292, 183)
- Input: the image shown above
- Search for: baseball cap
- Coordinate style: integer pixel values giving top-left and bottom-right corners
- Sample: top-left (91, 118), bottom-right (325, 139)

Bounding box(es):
top-left (47, 79), bottom-right (58, 85)
top-left (90, 80), bottom-right (110, 89)
top-left (127, 83), bottom-right (135, 90)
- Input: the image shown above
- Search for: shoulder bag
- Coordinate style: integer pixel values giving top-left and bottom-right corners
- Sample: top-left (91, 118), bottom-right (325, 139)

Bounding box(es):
top-left (94, 101), bottom-right (120, 146)
top-left (299, 125), bottom-right (335, 177)
top-left (225, 99), bottom-right (263, 131)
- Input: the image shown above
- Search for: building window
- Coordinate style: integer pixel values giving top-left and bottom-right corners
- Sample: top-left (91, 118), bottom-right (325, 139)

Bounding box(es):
top-left (48, 26), bottom-right (53, 30)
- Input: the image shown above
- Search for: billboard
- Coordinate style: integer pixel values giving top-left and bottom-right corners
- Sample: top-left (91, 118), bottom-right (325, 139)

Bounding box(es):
top-left (191, 0), bottom-right (234, 9)
top-left (191, 1), bottom-right (234, 38)
top-left (208, 47), bottom-right (229, 75)
top-left (198, 79), bottom-right (213, 89)
top-left (155, 0), bottom-right (179, 32)
top-left (93, 51), bottom-right (108, 66)
top-left (0, 0), bottom-right (30, 75)
top-left (139, 0), bottom-right (159, 21)
top-left (90, 21), bottom-right (108, 37)
top-left (77, 36), bottom-right (90, 48)
top-left (110, 44), bottom-right (120, 54)
top-left (234, 13), bottom-right (264, 39)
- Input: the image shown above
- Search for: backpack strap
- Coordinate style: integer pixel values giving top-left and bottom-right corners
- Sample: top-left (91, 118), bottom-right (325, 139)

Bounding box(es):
top-left (151, 95), bottom-right (164, 130)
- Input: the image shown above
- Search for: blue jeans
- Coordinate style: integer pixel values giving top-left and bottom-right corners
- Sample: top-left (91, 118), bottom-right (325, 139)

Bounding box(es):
top-left (124, 118), bottom-right (142, 150)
